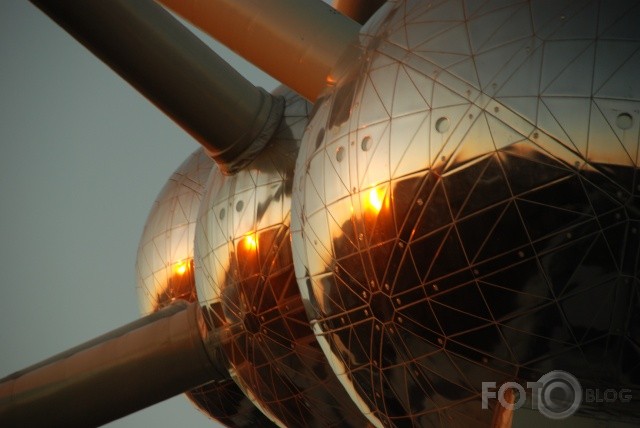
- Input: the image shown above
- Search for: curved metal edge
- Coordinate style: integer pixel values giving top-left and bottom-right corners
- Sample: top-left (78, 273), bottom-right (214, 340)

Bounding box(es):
top-left (211, 91), bottom-right (286, 175)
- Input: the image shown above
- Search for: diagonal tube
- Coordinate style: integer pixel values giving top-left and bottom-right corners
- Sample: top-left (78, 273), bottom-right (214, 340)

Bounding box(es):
top-left (0, 302), bottom-right (227, 427)
top-left (30, 0), bottom-right (283, 174)
top-left (157, 0), bottom-right (361, 101)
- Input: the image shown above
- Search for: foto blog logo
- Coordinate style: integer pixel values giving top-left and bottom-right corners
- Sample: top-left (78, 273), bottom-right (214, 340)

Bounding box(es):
top-left (481, 370), bottom-right (632, 420)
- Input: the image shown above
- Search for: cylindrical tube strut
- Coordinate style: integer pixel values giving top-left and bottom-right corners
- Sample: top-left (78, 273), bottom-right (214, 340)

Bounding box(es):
top-left (29, 0), bottom-right (283, 173)
top-left (0, 302), bottom-right (227, 427)
top-left (157, 0), bottom-right (361, 101)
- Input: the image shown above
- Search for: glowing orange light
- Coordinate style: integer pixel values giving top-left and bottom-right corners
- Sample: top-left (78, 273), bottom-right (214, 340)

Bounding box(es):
top-left (173, 260), bottom-right (188, 276)
top-left (367, 187), bottom-right (384, 213)
top-left (243, 234), bottom-right (257, 251)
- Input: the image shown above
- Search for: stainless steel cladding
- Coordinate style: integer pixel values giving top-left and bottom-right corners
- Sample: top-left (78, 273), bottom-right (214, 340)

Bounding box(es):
top-left (291, 1), bottom-right (640, 426)
top-left (135, 148), bottom-right (275, 427)
top-left (195, 88), bottom-right (374, 427)
top-left (136, 148), bottom-right (213, 315)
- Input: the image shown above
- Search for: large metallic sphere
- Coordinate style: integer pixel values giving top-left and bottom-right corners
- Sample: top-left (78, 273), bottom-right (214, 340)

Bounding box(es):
top-left (135, 148), bottom-right (275, 427)
top-left (292, 1), bottom-right (640, 426)
top-left (195, 88), bottom-right (374, 427)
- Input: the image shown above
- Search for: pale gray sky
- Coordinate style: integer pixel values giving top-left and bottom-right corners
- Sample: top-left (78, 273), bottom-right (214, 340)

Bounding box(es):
top-left (0, 1), bottom-right (275, 427)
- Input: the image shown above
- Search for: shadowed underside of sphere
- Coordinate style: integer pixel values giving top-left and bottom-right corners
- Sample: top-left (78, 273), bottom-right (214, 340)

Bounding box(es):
top-left (292, 1), bottom-right (640, 426)
top-left (135, 148), bottom-right (275, 427)
top-left (187, 380), bottom-right (278, 428)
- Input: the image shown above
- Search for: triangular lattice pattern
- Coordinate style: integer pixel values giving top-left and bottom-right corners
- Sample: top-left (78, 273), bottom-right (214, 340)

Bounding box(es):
top-left (195, 89), bottom-right (373, 427)
top-left (292, 1), bottom-right (640, 426)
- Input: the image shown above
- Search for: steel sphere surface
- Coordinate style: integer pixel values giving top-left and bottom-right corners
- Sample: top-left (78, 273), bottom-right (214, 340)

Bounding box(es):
top-left (135, 148), bottom-right (275, 427)
top-left (291, 1), bottom-right (640, 426)
top-left (195, 88), bottom-right (374, 427)
top-left (136, 148), bottom-right (212, 314)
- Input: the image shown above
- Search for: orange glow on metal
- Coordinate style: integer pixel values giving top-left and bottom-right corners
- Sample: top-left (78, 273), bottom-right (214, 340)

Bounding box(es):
top-left (243, 234), bottom-right (257, 251)
top-left (173, 260), bottom-right (188, 276)
top-left (367, 187), bottom-right (384, 213)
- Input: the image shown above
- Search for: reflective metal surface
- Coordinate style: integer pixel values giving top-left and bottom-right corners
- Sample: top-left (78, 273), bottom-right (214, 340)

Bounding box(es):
top-left (30, 0), bottom-right (283, 173)
top-left (158, 0), bottom-right (361, 101)
top-left (187, 380), bottom-right (277, 428)
top-left (137, 148), bottom-right (212, 314)
top-left (196, 88), bottom-right (374, 427)
top-left (0, 302), bottom-right (222, 428)
top-left (136, 148), bottom-right (275, 427)
top-left (292, 1), bottom-right (640, 426)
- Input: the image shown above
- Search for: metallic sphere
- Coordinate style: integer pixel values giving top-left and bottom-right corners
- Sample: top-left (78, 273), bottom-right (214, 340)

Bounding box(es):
top-left (195, 88), bottom-right (373, 427)
top-left (135, 148), bottom-right (274, 427)
top-left (136, 148), bottom-right (212, 314)
top-left (292, 1), bottom-right (640, 426)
